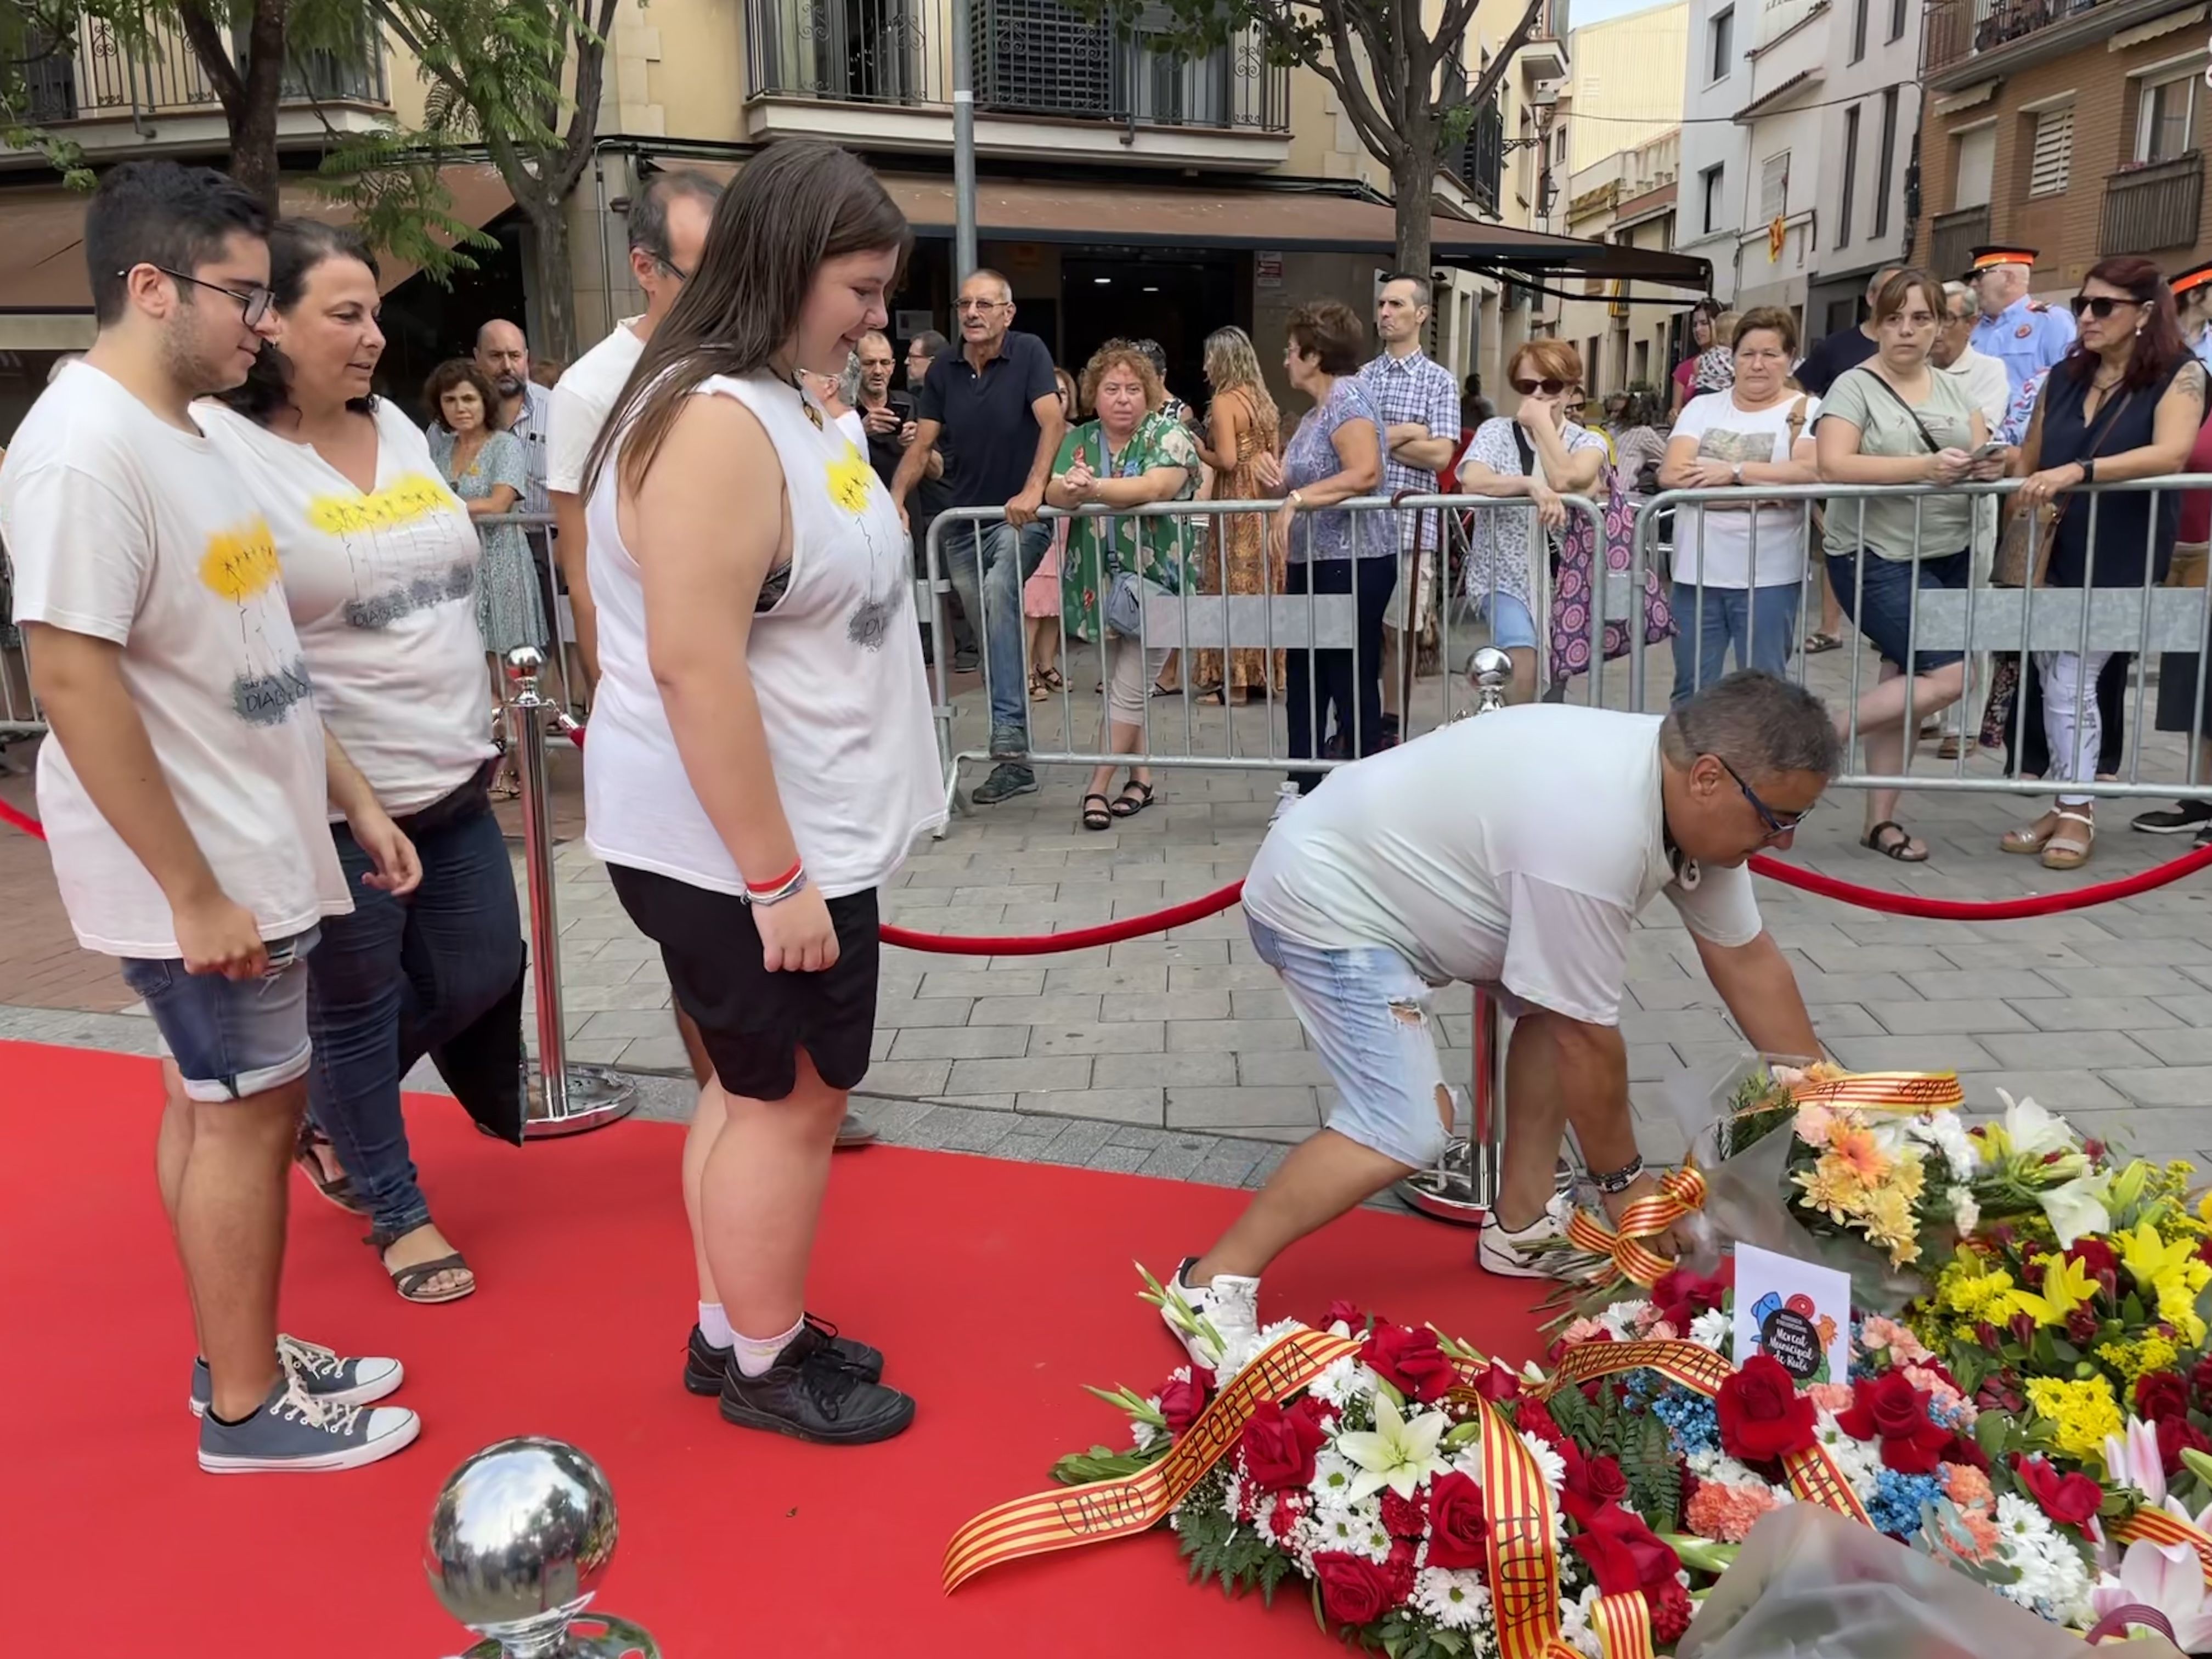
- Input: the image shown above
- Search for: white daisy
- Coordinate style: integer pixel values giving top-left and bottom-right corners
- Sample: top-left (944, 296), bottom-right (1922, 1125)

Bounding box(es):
top-left (1312, 1356), bottom-right (1379, 1410)
top-left (1520, 1429), bottom-right (1568, 1493)
top-left (1412, 1567), bottom-right (1491, 1632)
top-left (1308, 1447), bottom-right (1360, 1507)
top-left (1132, 1418), bottom-right (1160, 1452)
top-left (1689, 1308), bottom-right (1731, 1352)
top-left (1300, 1499), bottom-right (1391, 1564)
top-left (1559, 1583), bottom-right (1604, 1659)
top-left (1221, 1472), bottom-right (1244, 1522)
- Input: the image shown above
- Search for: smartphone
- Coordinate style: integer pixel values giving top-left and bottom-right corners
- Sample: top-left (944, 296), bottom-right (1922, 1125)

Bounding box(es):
top-left (1971, 441), bottom-right (2008, 462)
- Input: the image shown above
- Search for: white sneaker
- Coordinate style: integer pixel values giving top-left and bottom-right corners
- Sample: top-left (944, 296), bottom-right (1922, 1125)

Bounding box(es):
top-left (1476, 1191), bottom-right (1581, 1279)
top-left (1160, 1256), bottom-right (1261, 1369)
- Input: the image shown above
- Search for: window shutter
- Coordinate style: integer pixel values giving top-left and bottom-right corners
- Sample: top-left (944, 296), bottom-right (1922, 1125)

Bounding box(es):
top-left (2029, 106), bottom-right (2073, 198)
top-left (1760, 151), bottom-right (1790, 221)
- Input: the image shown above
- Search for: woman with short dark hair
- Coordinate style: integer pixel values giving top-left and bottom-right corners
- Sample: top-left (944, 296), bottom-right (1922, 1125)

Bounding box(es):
top-left (1267, 300), bottom-right (1386, 791)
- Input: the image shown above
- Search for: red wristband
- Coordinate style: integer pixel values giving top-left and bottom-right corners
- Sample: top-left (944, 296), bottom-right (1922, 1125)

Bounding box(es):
top-left (746, 859), bottom-right (803, 895)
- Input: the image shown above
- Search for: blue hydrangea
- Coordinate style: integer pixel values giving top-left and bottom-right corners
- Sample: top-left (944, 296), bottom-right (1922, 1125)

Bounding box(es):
top-left (1868, 1468), bottom-right (1945, 1538)
top-left (1651, 1386), bottom-right (1719, 1456)
top-left (1621, 1368), bottom-right (1663, 1405)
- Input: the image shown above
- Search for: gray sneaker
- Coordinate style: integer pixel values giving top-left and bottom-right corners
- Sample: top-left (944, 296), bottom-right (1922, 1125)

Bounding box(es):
top-left (198, 1373), bottom-right (420, 1474)
top-left (189, 1334), bottom-right (404, 1418)
top-left (971, 763), bottom-right (1038, 805)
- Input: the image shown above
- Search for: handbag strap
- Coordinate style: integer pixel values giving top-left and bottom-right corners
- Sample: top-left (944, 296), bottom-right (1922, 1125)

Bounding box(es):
top-left (2073, 380), bottom-right (2139, 466)
top-left (1851, 366), bottom-right (1946, 454)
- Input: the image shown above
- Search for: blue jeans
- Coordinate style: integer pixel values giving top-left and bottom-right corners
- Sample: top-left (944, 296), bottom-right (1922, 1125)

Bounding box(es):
top-left (1669, 581), bottom-right (1802, 705)
top-left (306, 794), bottom-right (522, 1238)
top-left (119, 928), bottom-right (321, 1103)
top-left (1248, 916), bottom-right (1451, 1170)
top-left (941, 517), bottom-right (1053, 747)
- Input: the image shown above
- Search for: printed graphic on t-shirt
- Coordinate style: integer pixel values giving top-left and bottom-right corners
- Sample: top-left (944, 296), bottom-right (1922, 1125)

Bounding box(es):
top-left (304, 471), bottom-right (476, 632)
top-left (200, 513), bottom-right (314, 727)
top-left (1694, 427), bottom-right (1779, 466)
top-left (825, 438), bottom-right (901, 653)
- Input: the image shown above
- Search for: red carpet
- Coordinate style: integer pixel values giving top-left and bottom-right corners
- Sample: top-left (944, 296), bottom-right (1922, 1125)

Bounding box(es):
top-left (0, 1040), bottom-right (1551, 1656)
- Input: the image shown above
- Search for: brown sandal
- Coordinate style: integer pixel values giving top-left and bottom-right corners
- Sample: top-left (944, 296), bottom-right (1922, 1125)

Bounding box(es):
top-left (368, 1226), bottom-right (476, 1304)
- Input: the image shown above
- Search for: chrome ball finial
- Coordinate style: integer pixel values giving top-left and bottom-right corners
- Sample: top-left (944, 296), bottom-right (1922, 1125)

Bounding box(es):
top-left (426, 1438), bottom-right (631, 1657)
top-left (503, 645), bottom-right (546, 691)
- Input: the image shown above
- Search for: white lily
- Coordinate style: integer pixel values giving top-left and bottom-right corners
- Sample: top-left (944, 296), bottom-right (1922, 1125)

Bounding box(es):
top-left (2089, 1541), bottom-right (2212, 1652)
top-left (2103, 1417), bottom-right (2168, 1510)
top-left (1999, 1091), bottom-right (2076, 1160)
top-left (1336, 1391), bottom-right (1454, 1503)
top-left (2040, 1169), bottom-right (2113, 1249)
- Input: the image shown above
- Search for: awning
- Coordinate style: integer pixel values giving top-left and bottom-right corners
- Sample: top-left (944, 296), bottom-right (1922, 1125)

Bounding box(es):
top-left (0, 162), bottom-right (515, 317)
top-left (644, 156), bottom-right (1711, 290)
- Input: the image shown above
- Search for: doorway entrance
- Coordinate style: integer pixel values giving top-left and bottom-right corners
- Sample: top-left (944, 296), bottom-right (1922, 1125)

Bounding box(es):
top-left (1060, 249), bottom-right (1246, 413)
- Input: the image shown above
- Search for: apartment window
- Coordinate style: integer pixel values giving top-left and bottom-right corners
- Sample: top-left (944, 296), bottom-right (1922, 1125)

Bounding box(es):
top-left (1873, 87), bottom-right (1898, 236)
top-left (1850, 0), bottom-right (1868, 63)
top-left (1760, 150), bottom-right (1790, 222)
top-left (2029, 103), bottom-right (2074, 198)
top-left (1887, 0), bottom-right (1906, 42)
top-left (1708, 7), bottom-right (1733, 82)
top-left (1954, 123), bottom-right (1996, 208)
top-left (1634, 339), bottom-right (1651, 384)
top-left (2139, 70), bottom-right (2198, 163)
top-left (1838, 105), bottom-right (1861, 247)
top-left (1702, 162), bottom-right (1726, 233)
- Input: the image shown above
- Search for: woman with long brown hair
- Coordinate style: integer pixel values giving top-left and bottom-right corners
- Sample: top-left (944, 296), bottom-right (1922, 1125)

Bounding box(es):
top-left (1190, 325), bottom-right (1282, 703)
top-left (2005, 256), bottom-right (2205, 870)
top-left (580, 142), bottom-right (941, 1442)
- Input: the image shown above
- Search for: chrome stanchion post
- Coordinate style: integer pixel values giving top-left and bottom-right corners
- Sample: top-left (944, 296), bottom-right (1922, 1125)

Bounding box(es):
top-left (504, 647), bottom-right (636, 1139)
top-left (428, 1437), bottom-right (660, 1659)
top-left (1396, 648), bottom-right (1571, 1224)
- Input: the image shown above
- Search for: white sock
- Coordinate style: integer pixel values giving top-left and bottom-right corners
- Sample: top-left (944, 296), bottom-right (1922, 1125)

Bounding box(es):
top-left (698, 1302), bottom-right (735, 1350)
top-left (732, 1317), bottom-right (806, 1378)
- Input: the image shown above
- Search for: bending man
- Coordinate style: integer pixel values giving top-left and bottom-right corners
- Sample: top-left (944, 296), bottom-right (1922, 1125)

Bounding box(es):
top-left (1164, 670), bottom-right (1835, 1364)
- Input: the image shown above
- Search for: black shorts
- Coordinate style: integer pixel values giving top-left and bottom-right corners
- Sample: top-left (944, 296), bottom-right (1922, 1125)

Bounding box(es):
top-left (607, 865), bottom-right (881, 1102)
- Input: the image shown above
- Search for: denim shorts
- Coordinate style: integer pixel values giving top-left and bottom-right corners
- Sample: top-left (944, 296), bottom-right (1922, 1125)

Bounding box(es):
top-left (1826, 549), bottom-right (1970, 674)
top-left (119, 927), bottom-right (320, 1104)
top-left (1248, 916), bottom-right (1453, 1169)
top-left (1481, 590), bottom-right (1539, 652)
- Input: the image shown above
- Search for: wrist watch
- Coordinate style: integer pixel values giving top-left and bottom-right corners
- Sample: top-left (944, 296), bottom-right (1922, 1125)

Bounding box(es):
top-left (2080, 458), bottom-right (2098, 485)
top-left (1731, 462), bottom-right (1744, 486)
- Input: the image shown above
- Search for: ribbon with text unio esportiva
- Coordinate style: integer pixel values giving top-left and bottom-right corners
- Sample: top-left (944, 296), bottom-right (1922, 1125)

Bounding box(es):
top-left (1564, 1072), bottom-right (1968, 1288)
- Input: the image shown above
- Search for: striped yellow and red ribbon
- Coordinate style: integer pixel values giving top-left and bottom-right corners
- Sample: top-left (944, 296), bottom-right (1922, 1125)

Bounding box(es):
top-left (941, 1327), bottom-right (1358, 1592)
top-left (1477, 1397), bottom-right (1584, 1659)
top-left (1785, 1069), bottom-right (1965, 1112)
top-left (1563, 1167), bottom-right (1709, 1289)
top-left (2111, 1507), bottom-right (2212, 1590)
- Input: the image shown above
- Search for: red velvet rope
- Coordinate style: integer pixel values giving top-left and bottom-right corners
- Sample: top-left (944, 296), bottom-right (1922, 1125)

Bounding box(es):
top-left (0, 797), bottom-right (44, 841)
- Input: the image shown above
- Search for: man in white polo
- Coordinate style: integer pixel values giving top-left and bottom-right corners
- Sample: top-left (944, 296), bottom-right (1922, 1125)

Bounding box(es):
top-left (1161, 672), bottom-right (1834, 1365)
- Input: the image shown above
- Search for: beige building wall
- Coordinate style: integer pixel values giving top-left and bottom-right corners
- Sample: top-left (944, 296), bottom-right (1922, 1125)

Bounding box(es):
top-left (1562, 1), bottom-right (1686, 174)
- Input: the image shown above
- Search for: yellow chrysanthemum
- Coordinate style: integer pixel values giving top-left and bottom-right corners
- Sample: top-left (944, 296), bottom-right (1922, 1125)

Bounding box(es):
top-left (1862, 1184), bottom-right (1921, 1267)
top-left (2154, 1263), bottom-right (2211, 1348)
top-left (2023, 1375), bottom-right (2124, 1469)
top-left (2097, 1334), bottom-right (2182, 1386)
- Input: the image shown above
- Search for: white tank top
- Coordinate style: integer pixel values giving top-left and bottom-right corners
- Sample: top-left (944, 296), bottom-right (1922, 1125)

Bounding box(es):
top-left (582, 370), bottom-right (945, 898)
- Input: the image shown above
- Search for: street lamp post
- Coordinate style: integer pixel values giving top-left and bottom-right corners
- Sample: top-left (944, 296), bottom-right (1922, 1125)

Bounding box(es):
top-left (951, 0), bottom-right (978, 279)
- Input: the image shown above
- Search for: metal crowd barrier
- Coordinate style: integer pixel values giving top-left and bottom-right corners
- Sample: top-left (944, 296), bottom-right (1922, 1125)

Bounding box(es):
top-left (919, 493), bottom-right (1611, 822)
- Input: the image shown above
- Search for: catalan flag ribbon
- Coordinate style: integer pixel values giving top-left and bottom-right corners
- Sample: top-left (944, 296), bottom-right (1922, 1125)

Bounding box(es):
top-left (2111, 1508), bottom-right (2212, 1590)
top-left (1785, 1069), bottom-right (1965, 1113)
top-left (1592, 1589), bottom-right (1656, 1659)
top-left (940, 1327), bottom-right (1358, 1592)
top-left (1478, 1398), bottom-right (1583, 1659)
top-left (1563, 1167), bottom-right (1709, 1289)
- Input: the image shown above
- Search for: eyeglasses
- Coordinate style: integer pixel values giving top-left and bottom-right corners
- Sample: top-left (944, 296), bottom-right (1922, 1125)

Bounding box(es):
top-left (2071, 294), bottom-right (2147, 320)
top-left (654, 254), bottom-right (691, 282)
top-left (955, 298), bottom-right (1009, 314)
top-left (1717, 755), bottom-right (1814, 842)
top-left (126, 265), bottom-right (274, 328)
top-left (1511, 377), bottom-right (1572, 396)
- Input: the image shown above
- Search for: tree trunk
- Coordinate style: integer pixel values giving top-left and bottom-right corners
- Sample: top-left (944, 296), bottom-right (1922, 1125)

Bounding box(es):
top-left (172, 0), bottom-right (288, 215)
top-left (1392, 144), bottom-right (1435, 279)
top-left (529, 200), bottom-right (577, 364)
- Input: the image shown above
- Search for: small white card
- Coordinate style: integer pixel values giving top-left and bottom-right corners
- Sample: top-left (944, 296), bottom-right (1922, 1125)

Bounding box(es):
top-left (1731, 1243), bottom-right (1852, 1385)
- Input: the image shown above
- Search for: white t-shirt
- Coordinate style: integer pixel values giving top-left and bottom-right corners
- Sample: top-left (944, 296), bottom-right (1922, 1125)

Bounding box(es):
top-left (0, 363), bottom-right (349, 956)
top-left (545, 318), bottom-right (645, 496)
top-left (1241, 704), bottom-right (1763, 1027)
top-left (1667, 390), bottom-right (1820, 589)
top-left (583, 372), bottom-right (945, 898)
top-left (196, 400), bottom-right (495, 816)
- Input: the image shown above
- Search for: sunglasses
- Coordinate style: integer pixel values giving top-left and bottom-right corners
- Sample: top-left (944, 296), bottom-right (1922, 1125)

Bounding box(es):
top-left (2070, 295), bottom-right (2147, 320)
top-left (1717, 755), bottom-right (1815, 843)
top-left (1511, 377), bottom-right (1573, 396)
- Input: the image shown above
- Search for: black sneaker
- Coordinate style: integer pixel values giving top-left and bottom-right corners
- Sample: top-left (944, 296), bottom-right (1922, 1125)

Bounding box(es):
top-left (2197, 822), bottom-right (2212, 851)
top-left (970, 763), bottom-right (1037, 806)
top-left (718, 1322), bottom-right (916, 1444)
top-left (2132, 800), bottom-right (2212, 834)
top-left (683, 1317), bottom-right (885, 1395)
top-left (953, 647), bottom-right (979, 674)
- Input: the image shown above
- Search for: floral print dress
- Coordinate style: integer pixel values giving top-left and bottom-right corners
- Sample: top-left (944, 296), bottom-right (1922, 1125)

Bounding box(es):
top-left (429, 425), bottom-right (548, 655)
top-left (1058, 410), bottom-right (1203, 642)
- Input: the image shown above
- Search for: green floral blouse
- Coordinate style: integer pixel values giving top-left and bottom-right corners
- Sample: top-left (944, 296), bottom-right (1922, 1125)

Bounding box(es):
top-left (1057, 411), bottom-right (1202, 643)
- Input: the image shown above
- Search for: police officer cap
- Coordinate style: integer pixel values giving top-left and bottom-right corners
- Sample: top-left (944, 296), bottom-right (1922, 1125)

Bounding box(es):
top-left (1967, 245), bottom-right (2038, 280)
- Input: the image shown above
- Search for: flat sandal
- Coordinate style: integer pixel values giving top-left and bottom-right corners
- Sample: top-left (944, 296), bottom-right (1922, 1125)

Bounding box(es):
top-left (2041, 811), bottom-right (2095, 871)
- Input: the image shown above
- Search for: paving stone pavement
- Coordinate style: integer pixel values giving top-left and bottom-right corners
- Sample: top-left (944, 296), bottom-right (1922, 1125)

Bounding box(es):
top-left (8, 629), bottom-right (2212, 1193)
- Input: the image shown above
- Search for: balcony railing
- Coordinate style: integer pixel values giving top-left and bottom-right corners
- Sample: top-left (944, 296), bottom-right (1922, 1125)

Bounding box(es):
top-left (1929, 203), bottom-right (1990, 282)
top-left (21, 9), bottom-right (386, 125)
top-left (2102, 151), bottom-right (2205, 257)
top-left (743, 0), bottom-right (1290, 133)
top-left (1925, 0), bottom-right (2112, 76)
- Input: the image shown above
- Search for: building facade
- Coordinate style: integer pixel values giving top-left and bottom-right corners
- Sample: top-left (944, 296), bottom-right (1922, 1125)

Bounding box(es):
top-left (1917, 0), bottom-right (2209, 301)
top-left (1558, 127), bottom-right (1684, 399)
top-left (1802, 0), bottom-right (1923, 338)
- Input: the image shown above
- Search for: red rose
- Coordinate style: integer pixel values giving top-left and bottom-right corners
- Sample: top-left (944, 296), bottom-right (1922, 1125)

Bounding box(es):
top-left (2158, 1415), bottom-right (2211, 1476)
top-left (1837, 1372), bottom-right (1953, 1475)
top-left (1239, 1399), bottom-right (1326, 1492)
top-left (1585, 1454), bottom-right (1630, 1506)
top-left (1158, 1374), bottom-right (1210, 1435)
top-left (2066, 1238), bottom-right (2118, 1280)
top-left (1716, 1355), bottom-right (1818, 1464)
top-left (1474, 1359), bottom-right (1522, 1401)
top-left (1425, 1471), bottom-right (1489, 1570)
top-left (1649, 1578), bottom-right (1695, 1645)
top-left (1312, 1551), bottom-right (1399, 1627)
top-left (2192, 1356), bottom-right (2212, 1413)
top-left (1361, 1325), bottom-right (1455, 1403)
top-left (1380, 1488), bottom-right (1428, 1539)
top-left (2013, 1454), bottom-right (2102, 1528)
top-left (1571, 1501), bottom-right (1681, 1598)
top-left (1325, 1299), bottom-right (1370, 1332)
top-left (1653, 1265), bottom-right (1731, 1330)
top-left (2138, 1371), bottom-right (2192, 1424)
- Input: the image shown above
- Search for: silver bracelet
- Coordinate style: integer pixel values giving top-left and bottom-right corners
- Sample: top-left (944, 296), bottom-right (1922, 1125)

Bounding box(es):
top-left (1590, 1154), bottom-right (1645, 1196)
top-left (747, 870), bottom-right (809, 907)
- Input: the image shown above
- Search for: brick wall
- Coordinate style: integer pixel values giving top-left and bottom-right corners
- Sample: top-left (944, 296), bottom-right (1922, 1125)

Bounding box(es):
top-left (1915, 29), bottom-right (2211, 292)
